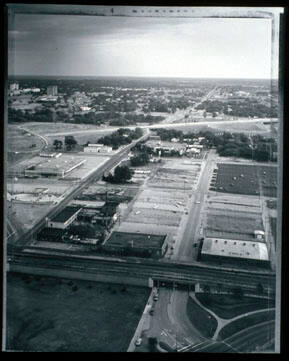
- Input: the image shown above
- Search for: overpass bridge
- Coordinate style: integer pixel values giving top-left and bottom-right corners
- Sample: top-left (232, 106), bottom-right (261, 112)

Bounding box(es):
top-left (7, 247), bottom-right (276, 297)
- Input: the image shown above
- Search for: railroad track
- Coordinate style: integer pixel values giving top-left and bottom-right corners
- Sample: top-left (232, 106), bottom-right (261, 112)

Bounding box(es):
top-left (8, 248), bottom-right (276, 292)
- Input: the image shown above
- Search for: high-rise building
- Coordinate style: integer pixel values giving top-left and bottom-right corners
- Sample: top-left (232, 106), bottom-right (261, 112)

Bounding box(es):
top-left (47, 85), bottom-right (58, 96)
top-left (10, 82), bottom-right (19, 91)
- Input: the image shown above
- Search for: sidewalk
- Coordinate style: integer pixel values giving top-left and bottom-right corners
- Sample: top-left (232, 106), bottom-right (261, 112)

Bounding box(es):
top-left (127, 288), bottom-right (155, 352)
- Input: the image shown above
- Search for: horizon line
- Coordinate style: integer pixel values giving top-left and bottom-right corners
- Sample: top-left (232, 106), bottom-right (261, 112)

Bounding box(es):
top-left (8, 74), bottom-right (277, 81)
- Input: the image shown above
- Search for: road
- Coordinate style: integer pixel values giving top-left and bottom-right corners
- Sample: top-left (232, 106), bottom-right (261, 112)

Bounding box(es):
top-left (175, 150), bottom-right (217, 262)
top-left (144, 150), bottom-right (221, 349)
top-left (184, 320), bottom-right (275, 353)
top-left (40, 118), bottom-right (276, 136)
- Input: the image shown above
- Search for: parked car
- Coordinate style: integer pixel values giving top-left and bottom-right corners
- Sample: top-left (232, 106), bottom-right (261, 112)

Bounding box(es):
top-left (153, 295), bottom-right (159, 301)
top-left (135, 338), bottom-right (142, 346)
top-left (149, 309), bottom-right (154, 316)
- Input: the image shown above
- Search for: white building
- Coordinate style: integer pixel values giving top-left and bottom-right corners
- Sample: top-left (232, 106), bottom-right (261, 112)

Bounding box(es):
top-left (83, 144), bottom-right (113, 154)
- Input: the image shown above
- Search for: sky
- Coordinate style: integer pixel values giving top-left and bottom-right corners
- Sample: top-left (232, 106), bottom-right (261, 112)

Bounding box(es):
top-left (8, 14), bottom-right (275, 79)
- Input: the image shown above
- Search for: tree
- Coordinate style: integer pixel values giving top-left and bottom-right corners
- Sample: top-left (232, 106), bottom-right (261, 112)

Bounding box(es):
top-left (65, 135), bottom-right (77, 151)
top-left (53, 139), bottom-right (63, 150)
top-left (114, 165), bottom-right (134, 183)
top-left (130, 152), bottom-right (149, 167)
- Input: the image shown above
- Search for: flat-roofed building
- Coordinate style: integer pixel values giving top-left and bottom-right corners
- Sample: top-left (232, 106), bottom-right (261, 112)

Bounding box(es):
top-left (47, 206), bottom-right (82, 230)
top-left (201, 237), bottom-right (269, 267)
top-left (83, 144), bottom-right (113, 154)
top-left (24, 156), bottom-right (86, 178)
top-left (103, 231), bottom-right (169, 259)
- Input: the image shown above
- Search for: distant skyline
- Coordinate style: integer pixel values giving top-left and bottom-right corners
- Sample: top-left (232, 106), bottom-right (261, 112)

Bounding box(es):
top-left (8, 14), bottom-right (276, 79)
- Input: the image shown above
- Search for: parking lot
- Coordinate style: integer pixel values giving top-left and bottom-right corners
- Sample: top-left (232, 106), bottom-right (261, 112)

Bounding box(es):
top-left (210, 163), bottom-right (277, 197)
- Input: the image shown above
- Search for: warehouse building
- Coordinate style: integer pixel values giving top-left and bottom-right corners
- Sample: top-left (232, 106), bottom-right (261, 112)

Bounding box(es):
top-left (47, 206), bottom-right (82, 230)
top-left (200, 237), bottom-right (270, 267)
top-left (103, 231), bottom-right (169, 259)
top-left (24, 156), bottom-right (86, 178)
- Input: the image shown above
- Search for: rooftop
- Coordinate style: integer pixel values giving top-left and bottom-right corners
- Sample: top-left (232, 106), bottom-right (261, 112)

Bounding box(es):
top-left (146, 140), bottom-right (187, 151)
top-left (51, 206), bottom-right (82, 224)
top-left (201, 237), bottom-right (269, 261)
top-left (105, 232), bottom-right (167, 249)
top-left (27, 156), bottom-right (86, 173)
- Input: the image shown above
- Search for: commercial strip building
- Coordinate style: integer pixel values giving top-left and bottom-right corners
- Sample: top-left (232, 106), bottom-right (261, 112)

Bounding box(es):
top-left (83, 144), bottom-right (113, 154)
top-left (200, 237), bottom-right (270, 267)
top-left (102, 231), bottom-right (169, 259)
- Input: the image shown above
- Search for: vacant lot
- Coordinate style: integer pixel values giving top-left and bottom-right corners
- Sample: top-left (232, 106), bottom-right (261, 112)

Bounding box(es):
top-left (7, 202), bottom-right (53, 232)
top-left (7, 126), bottom-right (44, 154)
top-left (211, 163), bottom-right (277, 197)
top-left (195, 293), bottom-right (275, 319)
top-left (6, 272), bottom-right (149, 352)
top-left (206, 212), bottom-right (264, 239)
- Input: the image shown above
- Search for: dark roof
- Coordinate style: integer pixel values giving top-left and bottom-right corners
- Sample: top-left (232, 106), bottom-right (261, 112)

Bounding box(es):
top-left (105, 232), bottom-right (167, 249)
top-left (51, 206), bottom-right (81, 223)
top-left (38, 227), bottom-right (65, 237)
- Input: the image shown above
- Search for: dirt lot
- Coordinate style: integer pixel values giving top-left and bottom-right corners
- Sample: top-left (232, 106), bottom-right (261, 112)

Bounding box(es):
top-left (211, 163), bottom-right (278, 197)
top-left (204, 194), bottom-right (264, 241)
top-left (5, 272), bottom-right (150, 352)
top-left (147, 160), bottom-right (202, 191)
top-left (8, 202), bottom-right (53, 232)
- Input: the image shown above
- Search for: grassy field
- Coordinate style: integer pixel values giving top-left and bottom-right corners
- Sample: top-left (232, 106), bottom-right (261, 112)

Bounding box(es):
top-left (186, 297), bottom-right (218, 339)
top-left (195, 293), bottom-right (275, 319)
top-left (218, 310), bottom-right (275, 341)
top-left (7, 126), bottom-right (44, 154)
top-left (5, 272), bottom-right (150, 352)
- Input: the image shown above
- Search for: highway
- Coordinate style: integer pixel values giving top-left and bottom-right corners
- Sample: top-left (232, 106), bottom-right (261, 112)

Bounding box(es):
top-left (40, 117), bottom-right (277, 136)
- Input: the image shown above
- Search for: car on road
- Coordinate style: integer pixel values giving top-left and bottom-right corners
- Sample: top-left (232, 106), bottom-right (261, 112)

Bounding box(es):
top-left (153, 295), bottom-right (159, 301)
top-left (135, 338), bottom-right (142, 346)
top-left (195, 201), bottom-right (200, 204)
top-left (149, 309), bottom-right (154, 316)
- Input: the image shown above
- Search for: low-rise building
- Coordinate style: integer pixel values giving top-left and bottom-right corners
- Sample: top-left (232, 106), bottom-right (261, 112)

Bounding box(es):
top-left (103, 231), bottom-right (169, 259)
top-left (145, 140), bottom-right (187, 156)
top-left (83, 144), bottom-right (113, 153)
top-left (24, 156), bottom-right (86, 178)
top-left (200, 237), bottom-right (270, 267)
top-left (47, 206), bottom-right (82, 230)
